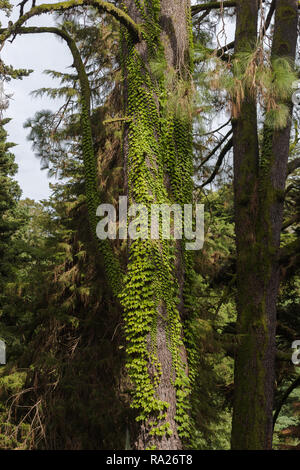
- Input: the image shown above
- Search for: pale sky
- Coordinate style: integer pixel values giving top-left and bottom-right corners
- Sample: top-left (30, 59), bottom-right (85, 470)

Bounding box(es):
top-left (1, 1), bottom-right (71, 201)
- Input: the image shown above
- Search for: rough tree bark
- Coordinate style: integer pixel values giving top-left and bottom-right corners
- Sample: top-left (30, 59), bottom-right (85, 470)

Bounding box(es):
top-left (231, 0), bottom-right (298, 450)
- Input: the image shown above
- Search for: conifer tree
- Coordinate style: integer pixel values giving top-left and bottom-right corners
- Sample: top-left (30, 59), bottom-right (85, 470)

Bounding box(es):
top-left (0, 0), bottom-right (299, 451)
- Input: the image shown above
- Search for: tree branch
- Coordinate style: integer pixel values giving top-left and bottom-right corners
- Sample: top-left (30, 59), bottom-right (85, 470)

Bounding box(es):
top-left (282, 214), bottom-right (299, 230)
top-left (0, 0), bottom-right (141, 48)
top-left (216, 40), bottom-right (234, 57)
top-left (0, 24), bottom-right (123, 294)
top-left (214, 0), bottom-right (275, 56)
top-left (222, 341), bottom-right (294, 362)
top-left (279, 237), bottom-right (300, 278)
top-left (273, 376), bottom-right (300, 429)
top-left (200, 118), bottom-right (231, 136)
top-left (192, 0), bottom-right (300, 17)
top-left (192, 1), bottom-right (236, 16)
top-left (200, 137), bottom-right (233, 187)
top-left (197, 128), bottom-right (232, 169)
top-left (4, 26), bottom-right (91, 104)
top-left (262, 0), bottom-right (276, 36)
top-left (288, 158), bottom-right (300, 175)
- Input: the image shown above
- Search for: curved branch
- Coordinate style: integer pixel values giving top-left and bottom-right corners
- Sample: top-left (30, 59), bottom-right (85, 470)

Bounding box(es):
top-left (5, 26), bottom-right (91, 105)
top-left (282, 214), bottom-right (299, 231)
top-left (1, 25), bottom-right (123, 294)
top-left (273, 376), bottom-right (300, 429)
top-left (0, 0), bottom-right (141, 47)
top-left (214, 0), bottom-right (275, 57)
top-left (192, 0), bottom-right (300, 17)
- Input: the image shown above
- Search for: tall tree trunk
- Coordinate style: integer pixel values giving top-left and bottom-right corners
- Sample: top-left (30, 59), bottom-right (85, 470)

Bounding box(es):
top-left (120, 0), bottom-right (193, 450)
top-left (231, 0), bottom-right (298, 450)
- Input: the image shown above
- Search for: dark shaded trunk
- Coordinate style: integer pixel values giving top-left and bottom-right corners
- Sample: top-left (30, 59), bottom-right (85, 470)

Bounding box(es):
top-left (231, 0), bottom-right (298, 450)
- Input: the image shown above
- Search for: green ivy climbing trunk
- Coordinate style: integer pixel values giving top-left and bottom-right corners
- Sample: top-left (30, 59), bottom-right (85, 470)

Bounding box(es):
top-left (120, 0), bottom-right (194, 450)
top-left (231, 0), bottom-right (298, 450)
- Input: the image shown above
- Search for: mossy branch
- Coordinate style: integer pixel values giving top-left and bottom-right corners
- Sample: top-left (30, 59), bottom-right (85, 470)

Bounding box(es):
top-left (273, 376), bottom-right (300, 429)
top-left (0, 0), bottom-right (141, 48)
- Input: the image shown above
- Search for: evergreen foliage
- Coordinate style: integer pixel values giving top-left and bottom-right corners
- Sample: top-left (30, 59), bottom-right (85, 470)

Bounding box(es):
top-left (0, 0), bottom-right (299, 450)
